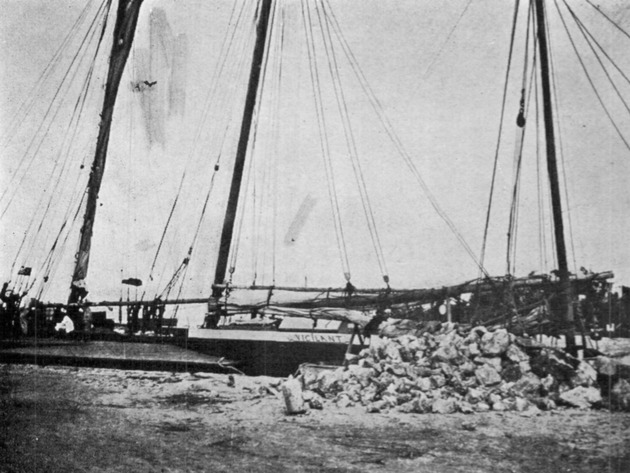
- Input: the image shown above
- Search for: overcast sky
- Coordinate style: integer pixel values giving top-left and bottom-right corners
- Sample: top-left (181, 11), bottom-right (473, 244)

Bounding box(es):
top-left (1, 0), bottom-right (629, 303)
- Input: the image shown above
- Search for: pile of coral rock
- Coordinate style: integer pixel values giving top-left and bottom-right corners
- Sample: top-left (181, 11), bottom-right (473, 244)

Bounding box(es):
top-left (299, 322), bottom-right (628, 414)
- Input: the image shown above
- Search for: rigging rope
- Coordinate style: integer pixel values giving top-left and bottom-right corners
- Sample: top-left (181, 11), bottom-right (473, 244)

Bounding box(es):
top-left (0, 0), bottom-right (99, 150)
top-left (24, 132), bottom-right (95, 299)
top-left (19, 1), bottom-right (113, 271)
top-left (545, 3), bottom-right (578, 274)
top-left (163, 151), bottom-right (226, 311)
top-left (421, 0), bottom-right (474, 80)
top-left (145, 0), bottom-right (253, 293)
top-left (222, 2), bottom-right (262, 279)
top-left (479, 0), bottom-right (521, 275)
top-left (249, 0), bottom-right (281, 285)
top-left (0, 0), bottom-right (112, 217)
top-left (299, 0), bottom-right (352, 282)
top-left (313, 0), bottom-right (389, 283)
top-left (158, 2), bottom-right (260, 305)
top-left (7, 0), bottom-right (113, 288)
top-left (507, 20), bottom-right (537, 276)
top-left (553, 0), bottom-right (630, 152)
top-left (256, 0), bottom-right (286, 286)
top-left (506, 4), bottom-right (533, 275)
top-left (35, 191), bottom-right (88, 301)
top-left (563, 1), bottom-right (630, 117)
top-left (228, 10), bottom-right (268, 277)
top-left (583, 0), bottom-right (630, 41)
top-left (534, 71), bottom-right (549, 273)
top-left (569, 7), bottom-right (630, 87)
top-left (322, 0), bottom-right (489, 279)
top-left (270, 8), bottom-right (286, 286)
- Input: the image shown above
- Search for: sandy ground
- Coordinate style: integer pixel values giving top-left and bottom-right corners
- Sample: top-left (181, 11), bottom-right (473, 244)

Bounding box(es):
top-left (1, 363), bottom-right (629, 473)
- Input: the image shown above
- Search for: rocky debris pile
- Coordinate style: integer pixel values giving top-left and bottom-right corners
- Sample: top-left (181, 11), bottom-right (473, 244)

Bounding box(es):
top-left (298, 323), bottom-right (621, 414)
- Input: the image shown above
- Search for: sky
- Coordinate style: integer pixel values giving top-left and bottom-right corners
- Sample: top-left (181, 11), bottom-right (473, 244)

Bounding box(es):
top-left (1, 0), bottom-right (629, 305)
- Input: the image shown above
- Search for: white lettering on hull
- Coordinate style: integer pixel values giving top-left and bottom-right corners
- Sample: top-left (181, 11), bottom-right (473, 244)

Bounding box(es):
top-left (287, 333), bottom-right (346, 344)
top-left (187, 328), bottom-right (365, 345)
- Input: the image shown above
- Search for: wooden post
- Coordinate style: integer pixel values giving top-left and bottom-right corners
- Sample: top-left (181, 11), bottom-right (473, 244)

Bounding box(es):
top-left (446, 298), bottom-right (452, 323)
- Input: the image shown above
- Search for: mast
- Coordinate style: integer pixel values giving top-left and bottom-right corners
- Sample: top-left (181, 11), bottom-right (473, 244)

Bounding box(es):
top-left (69, 0), bottom-right (144, 304)
top-left (532, 0), bottom-right (575, 351)
top-left (212, 0), bottom-right (274, 299)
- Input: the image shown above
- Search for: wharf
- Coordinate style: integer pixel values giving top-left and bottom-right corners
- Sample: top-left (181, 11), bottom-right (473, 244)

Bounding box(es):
top-left (0, 338), bottom-right (238, 373)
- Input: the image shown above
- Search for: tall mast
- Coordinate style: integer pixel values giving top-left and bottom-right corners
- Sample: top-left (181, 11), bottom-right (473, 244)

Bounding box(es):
top-left (212, 0), bottom-right (274, 298)
top-left (69, 0), bottom-right (144, 304)
top-left (533, 0), bottom-right (575, 350)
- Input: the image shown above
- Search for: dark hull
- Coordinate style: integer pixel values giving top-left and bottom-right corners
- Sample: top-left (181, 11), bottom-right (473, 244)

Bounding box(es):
top-left (184, 336), bottom-right (358, 377)
top-left (0, 329), bottom-right (363, 377)
top-left (0, 338), bottom-right (235, 374)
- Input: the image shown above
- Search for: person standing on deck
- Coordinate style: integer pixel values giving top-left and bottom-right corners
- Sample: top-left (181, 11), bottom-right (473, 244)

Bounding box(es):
top-left (55, 313), bottom-right (75, 338)
top-left (128, 304), bottom-right (140, 334)
top-left (1, 282), bottom-right (26, 338)
top-left (0, 299), bottom-right (8, 338)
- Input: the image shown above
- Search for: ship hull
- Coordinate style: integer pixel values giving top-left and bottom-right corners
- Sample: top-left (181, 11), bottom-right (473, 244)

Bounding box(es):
top-left (185, 327), bottom-right (363, 376)
top-left (0, 327), bottom-right (365, 377)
